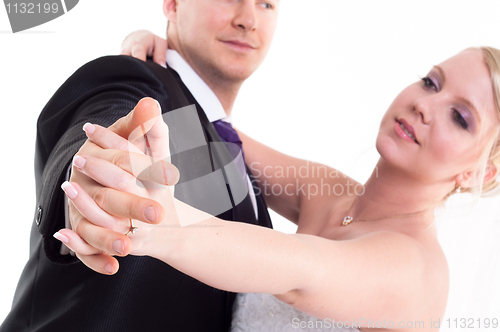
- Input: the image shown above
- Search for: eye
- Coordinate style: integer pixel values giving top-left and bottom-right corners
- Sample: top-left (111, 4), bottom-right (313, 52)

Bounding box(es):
top-left (421, 76), bottom-right (437, 91)
top-left (259, 2), bottom-right (273, 9)
top-left (453, 109), bottom-right (469, 130)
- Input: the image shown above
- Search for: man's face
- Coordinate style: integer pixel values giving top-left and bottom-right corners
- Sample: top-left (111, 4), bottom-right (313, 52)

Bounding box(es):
top-left (165, 0), bottom-right (279, 83)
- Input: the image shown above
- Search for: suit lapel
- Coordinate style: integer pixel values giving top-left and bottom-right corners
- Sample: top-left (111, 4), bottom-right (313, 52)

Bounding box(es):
top-left (155, 67), bottom-right (259, 224)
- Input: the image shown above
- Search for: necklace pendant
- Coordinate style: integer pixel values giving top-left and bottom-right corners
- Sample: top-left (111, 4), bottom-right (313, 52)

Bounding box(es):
top-left (342, 216), bottom-right (353, 226)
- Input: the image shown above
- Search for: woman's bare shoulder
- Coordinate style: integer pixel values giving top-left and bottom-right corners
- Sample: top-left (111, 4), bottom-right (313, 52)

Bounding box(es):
top-left (283, 230), bottom-right (446, 321)
top-left (362, 230), bottom-right (449, 321)
top-left (388, 228), bottom-right (449, 320)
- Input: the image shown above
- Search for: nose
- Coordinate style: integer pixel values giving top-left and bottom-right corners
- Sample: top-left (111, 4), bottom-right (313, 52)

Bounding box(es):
top-left (413, 96), bottom-right (433, 125)
top-left (233, 0), bottom-right (257, 31)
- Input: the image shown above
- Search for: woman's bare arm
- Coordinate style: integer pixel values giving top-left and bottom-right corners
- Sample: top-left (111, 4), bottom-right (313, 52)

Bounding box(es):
top-left (59, 180), bottom-right (428, 325)
top-left (238, 130), bottom-right (354, 225)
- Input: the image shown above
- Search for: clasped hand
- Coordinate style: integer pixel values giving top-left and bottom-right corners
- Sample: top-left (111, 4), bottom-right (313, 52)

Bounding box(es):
top-left (56, 98), bottom-right (181, 274)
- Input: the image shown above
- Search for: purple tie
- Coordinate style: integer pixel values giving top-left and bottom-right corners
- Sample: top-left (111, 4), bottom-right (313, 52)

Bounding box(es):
top-left (213, 120), bottom-right (258, 218)
top-left (212, 120), bottom-right (247, 180)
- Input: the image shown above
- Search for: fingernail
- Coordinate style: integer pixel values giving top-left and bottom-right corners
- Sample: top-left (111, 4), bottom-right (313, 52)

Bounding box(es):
top-left (104, 263), bottom-right (114, 274)
top-left (144, 206), bottom-right (157, 223)
top-left (154, 99), bottom-right (162, 112)
top-left (160, 62), bottom-right (166, 68)
top-left (112, 240), bottom-right (124, 255)
top-left (53, 232), bottom-right (69, 244)
top-left (83, 123), bottom-right (95, 135)
top-left (61, 181), bottom-right (78, 199)
top-left (73, 155), bottom-right (86, 170)
top-left (164, 168), bottom-right (173, 185)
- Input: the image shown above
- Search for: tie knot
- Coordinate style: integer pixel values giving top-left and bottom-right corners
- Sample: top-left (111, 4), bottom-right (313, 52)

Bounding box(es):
top-left (212, 120), bottom-right (242, 146)
top-left (212, 119), bottom-right (246, 179)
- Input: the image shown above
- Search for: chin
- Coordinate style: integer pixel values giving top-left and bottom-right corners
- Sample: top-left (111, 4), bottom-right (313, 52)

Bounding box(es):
top-left (220, 51), bottom-right (263, 76)
top-left (375, 134), bottom-right (391, 159)
top-left (220, 61), bottom-right (257, 81)
top-left (376, 132), bottom-right (411, 170)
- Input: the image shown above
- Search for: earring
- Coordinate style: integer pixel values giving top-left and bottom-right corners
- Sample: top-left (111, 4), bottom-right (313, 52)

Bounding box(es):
top-left (455, 184), bottom-right (462, 193)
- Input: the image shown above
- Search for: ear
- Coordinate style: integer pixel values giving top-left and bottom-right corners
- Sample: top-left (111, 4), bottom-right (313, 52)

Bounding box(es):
top-left (455, 162), bottom-right (499, 188)
top-left (163, 0), bottom-right (178, 23)
top-left (483, 162), bottom-right (499, 183)
top-left (454, 172), bottom-right (470, 189)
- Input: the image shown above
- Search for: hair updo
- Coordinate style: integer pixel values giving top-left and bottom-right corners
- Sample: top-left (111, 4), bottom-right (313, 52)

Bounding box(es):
top-left (458, 47), bottom-right (500, 196)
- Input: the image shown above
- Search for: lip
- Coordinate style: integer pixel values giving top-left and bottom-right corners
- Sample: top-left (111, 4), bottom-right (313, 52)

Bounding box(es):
top-left (221, 40), bottom-right (256, 52)
top-left (394, 119), bottom-right (419, 144)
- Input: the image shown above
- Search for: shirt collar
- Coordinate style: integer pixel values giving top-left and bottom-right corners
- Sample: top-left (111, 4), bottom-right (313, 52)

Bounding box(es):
top-left (166, 49), bottom-right (227, 123)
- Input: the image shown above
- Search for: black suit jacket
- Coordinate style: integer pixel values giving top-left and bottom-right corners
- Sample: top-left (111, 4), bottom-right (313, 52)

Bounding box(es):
top-left (1, 56), bottom-right (272, 332)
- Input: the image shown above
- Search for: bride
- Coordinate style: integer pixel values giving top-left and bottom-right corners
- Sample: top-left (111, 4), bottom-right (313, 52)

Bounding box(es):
top-left (55, 45), bottom-right (500, 331)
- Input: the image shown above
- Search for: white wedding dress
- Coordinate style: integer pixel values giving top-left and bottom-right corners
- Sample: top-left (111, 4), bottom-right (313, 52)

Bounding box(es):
top-left (231, 293), bottom-right (361, 332)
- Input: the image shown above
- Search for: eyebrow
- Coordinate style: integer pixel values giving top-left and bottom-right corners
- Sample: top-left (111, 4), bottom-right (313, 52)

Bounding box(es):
top-left (433, 65), bottom-right (482, 126)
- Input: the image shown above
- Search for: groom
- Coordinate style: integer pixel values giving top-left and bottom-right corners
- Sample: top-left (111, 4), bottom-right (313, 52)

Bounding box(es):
top-left (1, 0), bottom-right (279, 331)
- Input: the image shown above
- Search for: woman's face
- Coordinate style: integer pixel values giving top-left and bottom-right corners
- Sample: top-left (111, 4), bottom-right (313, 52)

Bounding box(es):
top-left (376, 49), bottom-right (499, 185)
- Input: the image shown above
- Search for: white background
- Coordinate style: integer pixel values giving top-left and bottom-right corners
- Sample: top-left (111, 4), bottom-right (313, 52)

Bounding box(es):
top-left (1, 0), bottom-right (500, 330)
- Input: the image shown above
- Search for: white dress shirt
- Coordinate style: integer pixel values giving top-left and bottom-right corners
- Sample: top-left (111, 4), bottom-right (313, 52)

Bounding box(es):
top-left (166, 50), bottom-right (258, 219)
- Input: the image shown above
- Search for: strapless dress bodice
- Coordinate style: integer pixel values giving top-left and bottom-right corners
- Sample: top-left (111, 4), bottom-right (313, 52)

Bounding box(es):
top-left (231, 293), bottom-right (361, 332)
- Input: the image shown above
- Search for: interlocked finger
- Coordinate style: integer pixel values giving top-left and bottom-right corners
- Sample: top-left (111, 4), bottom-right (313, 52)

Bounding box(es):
top-left (72, 155), bottom-right (148, 197)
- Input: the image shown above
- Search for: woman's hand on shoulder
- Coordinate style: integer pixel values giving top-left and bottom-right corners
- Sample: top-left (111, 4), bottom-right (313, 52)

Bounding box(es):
top-left (121, 30), bottom-right (168, 67)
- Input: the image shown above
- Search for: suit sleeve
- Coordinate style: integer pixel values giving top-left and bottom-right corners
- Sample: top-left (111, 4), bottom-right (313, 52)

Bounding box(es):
top-left (34, 55), bottom-right (172, 264)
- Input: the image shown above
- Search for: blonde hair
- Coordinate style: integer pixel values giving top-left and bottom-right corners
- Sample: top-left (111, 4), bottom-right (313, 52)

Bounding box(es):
top-left (457, 47), bottom-right (500, 196)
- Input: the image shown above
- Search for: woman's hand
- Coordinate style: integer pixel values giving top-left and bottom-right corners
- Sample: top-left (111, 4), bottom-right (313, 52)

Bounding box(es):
top-left (58, 98), bottom-right (180, 274)
top-left (120, 30), bottom-right (168, 67)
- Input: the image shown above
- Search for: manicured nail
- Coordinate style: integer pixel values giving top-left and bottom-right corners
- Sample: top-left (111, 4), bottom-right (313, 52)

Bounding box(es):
top-left (83, 122), bottom-right (95, 135)
top-left (104, 263), bottom-right (114, 274)
top-left (61, 181), bottom-right (78, 199)
top-left (154, 99), bottom-right (162, 111)
top-left (164, 168), bottom-right (173, 185)
top-left (160, 62), bottom-right (166, 68)
top-left (53, 232), bottom-right (69, 244)
top-left (144, 206), bottom-right (157, 223)
top-left (73, 155), bottom-right (86, 169)
top-left (112, 240), bottom-right (124, 255)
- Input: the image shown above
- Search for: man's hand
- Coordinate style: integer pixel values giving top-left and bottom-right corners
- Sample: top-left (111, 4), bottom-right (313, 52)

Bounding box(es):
top-left (64, 97), bottom-right (179, 274)
top-left (120, 30), bottom-right (168, 67)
